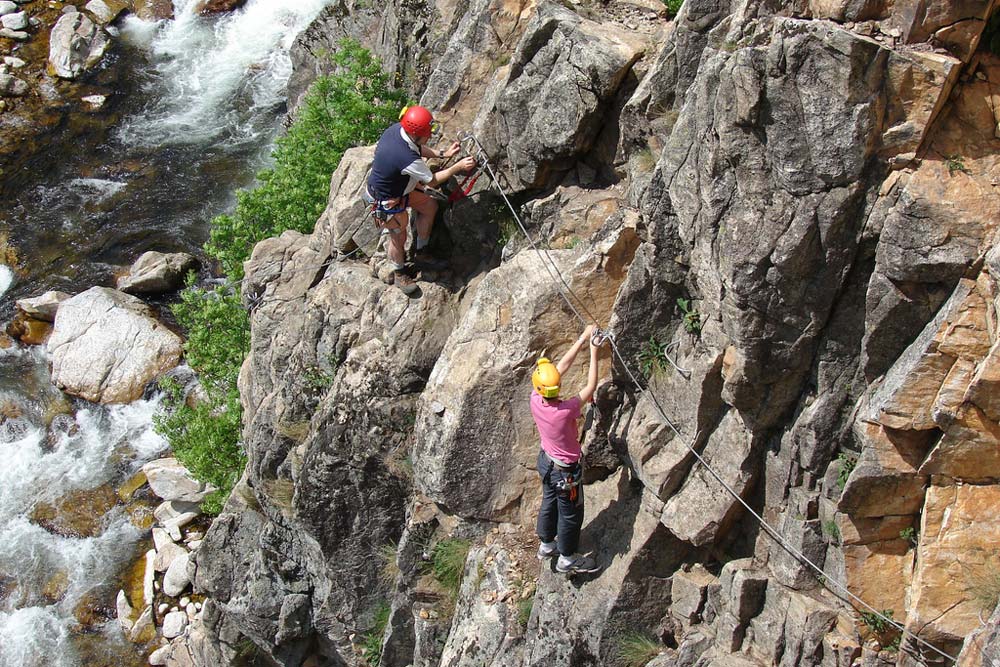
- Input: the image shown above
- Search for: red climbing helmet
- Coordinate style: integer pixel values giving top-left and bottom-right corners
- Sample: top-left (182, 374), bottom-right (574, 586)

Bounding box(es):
top-left (400, 105), bottom-right (436, 139)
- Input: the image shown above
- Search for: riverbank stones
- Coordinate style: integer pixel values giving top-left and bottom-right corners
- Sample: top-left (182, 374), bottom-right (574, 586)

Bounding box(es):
top-left (0, 2), bottom-right (17, 16)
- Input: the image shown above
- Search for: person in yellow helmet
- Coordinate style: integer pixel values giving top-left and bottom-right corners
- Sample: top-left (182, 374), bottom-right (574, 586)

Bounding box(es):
top-left (529, 323), bottom-right (602, 575)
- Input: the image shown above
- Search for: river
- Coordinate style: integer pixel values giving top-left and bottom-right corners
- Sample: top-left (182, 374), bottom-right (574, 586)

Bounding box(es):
top-left (0, 1), bottom-right (334, 664)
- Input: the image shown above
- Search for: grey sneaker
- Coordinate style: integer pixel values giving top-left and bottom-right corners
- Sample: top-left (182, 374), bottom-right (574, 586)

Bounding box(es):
top-left (537, 542), bottom-right (558, 560)
top-left (555, 554), bottom-right (600, 575)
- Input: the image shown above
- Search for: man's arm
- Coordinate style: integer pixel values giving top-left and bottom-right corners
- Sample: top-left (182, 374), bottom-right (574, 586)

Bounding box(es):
top-left (427, 156), bottom-right (476, 187)
top-left (557, 325), bottom-right (595, 376)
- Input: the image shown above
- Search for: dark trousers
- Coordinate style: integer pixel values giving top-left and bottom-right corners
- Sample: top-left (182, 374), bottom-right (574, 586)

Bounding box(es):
top-left (536, 449), bottom-right (584, 557)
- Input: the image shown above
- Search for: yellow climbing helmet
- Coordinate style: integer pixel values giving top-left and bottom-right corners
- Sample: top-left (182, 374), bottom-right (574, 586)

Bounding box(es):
top-left (532, 358), bottom-right (561, 398)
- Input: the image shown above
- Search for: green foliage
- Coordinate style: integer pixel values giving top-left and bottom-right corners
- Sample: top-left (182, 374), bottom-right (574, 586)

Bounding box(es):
top-left (171, 276), bottom-right (249, 392)
top-left (637, 336), bottom-right (670, 378)
top-left (431, 538), bottom-right (471, 595)
top-left (836, 452), bottom-right (857, 489)
top-left (822, 520), bottom-right (840, 542)
top-left (946, 154), bottom-right (971, 176)
top-left (662, 0), bottom-right (683, 16)
top-left (360, 602), bottom-right (391, 666)
top-left (899, 526), bottom-right (916, 546)
top-left (616, 632), bottom-right (663, 667)
top-left (156, 41), bottom-right (403, 515)
top-left (206, 39), bottom-right (406, 279)
top-left (677, 297), bottom-right (702, 334)
top-left (517, 597), bottom-right (533, 628)
top-left (859, 609), bottom-right (894, 635)
top-left (155, 380), bottom-right (245, 515)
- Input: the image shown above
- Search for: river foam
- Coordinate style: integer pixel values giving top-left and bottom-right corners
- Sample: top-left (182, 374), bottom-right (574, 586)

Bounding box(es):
top-left (118, 0), bottom-right (335, 148)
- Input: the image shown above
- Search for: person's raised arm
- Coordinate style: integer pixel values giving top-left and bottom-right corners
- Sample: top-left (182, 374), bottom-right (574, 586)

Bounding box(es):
top-left (428, 155), bottom-right (476, 187)
top-left (578, 335), bottom-right (600, 404)
top-left (557, 325), bottom-right (594, 376)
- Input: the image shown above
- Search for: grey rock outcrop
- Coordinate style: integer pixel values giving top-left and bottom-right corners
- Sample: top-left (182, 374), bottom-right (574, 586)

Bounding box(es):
top-left (48, 10), bottom-right (110, 80)
top-left (47, 287), bottom-right (183, 403)
top-left (143, 458), bottom-right (213, 503)
top-left (117, 251), bottom-right (199, 295)
top-left (0, 72), bottom-right (28, 97)
top-left (179, 0), bottom-right (1000, 665)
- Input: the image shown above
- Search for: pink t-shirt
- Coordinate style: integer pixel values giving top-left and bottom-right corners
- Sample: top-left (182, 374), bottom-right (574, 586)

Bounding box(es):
top-left (529, 392), bottom-right (583, 464)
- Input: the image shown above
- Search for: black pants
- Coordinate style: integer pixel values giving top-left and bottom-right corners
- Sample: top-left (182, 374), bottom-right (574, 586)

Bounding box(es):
top-left (536, 450), bottom-right (584, 557)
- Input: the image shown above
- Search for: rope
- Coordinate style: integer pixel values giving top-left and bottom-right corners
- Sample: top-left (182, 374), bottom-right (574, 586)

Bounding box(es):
top-left (472, 136), bottom-right (965, 666)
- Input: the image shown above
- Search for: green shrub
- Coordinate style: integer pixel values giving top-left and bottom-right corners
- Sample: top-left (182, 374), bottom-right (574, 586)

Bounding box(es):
top-left (206, 39), bottom-right (406, 279)
top-left (859, 609), bottom-right (894, 635)
top-left (899, 526), bottom-right (916, 546)
top-left (662, 0), bottom-right (683, 17)
top-left (822, 520), bottom-right (840, 542)
top-left (836, 452), bottom-right (857, 489)
top-left (637, 336), bottom-right (670, 378)
top-left (360, 602), bottom-right (391, 666)
top-left (616, 632), bottom-right (663, 667)
top-left (155, 41), bottom-right (405, 513)
top-left (677, 297), bottom-right (701, 335)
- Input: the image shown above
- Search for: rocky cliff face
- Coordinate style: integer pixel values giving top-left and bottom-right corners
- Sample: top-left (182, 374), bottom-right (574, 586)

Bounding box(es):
top-left (165, 1), bottom-right (1000, 665)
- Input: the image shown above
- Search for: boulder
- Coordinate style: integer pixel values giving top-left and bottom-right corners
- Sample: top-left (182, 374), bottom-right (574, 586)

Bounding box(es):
top-left (117, 251), bottom-right (199, 295)
top-left (116, 589), bottom-right (135, 633)
top-left (162, 610), bottom-right (188, 639)
top-left (131, 0), bottom-right (172, 20)
top-left (84, 0), bottom-right (128, 24)
top-left (0, 73), bottom-right (28, 97)
top-left (194, 0), bottom-right (247, 14)
top-left (16, 290), bottom-right (71, 322)
top-left (148, 645), bottom-right (170, 666)
top-left (142, 458), bottom-right (212, 503)
top-left (0, 2), bottom-right (16, 16)
top-left (163, 552), bottom-right (192, 597)
top-left (154, 541), bottom-right (188, 573)
top-left (47, 287), bottom-right (183, 404)
top-left (128, 605), bottom-right (155, 643)
top-left (48, 11), bottom-right (110, 80)
top-left (1, 10), bottom-right (26, 30)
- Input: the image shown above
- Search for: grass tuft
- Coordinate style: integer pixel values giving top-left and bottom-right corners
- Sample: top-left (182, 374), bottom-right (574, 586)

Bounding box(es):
top-left (616, 632), bottom-right (663, 667)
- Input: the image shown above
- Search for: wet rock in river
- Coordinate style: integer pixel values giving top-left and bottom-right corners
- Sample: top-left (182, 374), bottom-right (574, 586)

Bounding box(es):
top-left (1, 10), bottom-right (25, 30)
top-left (117, 251), bottom-right (198, 295)
top-left (194, 0), bottom-right (247, 15)
top-left (131, 0), bottom-right (173, 21)
top-left (7, 312), bottom-right (52, 345)
top-left (29, 483), bottom-right (120, 537)
top-left (0, 27), bottom-right (26, 40)
top-left (47, 287), bottom-right (183, 404)
top-left (16, 290), bottom-right (71, 322)
top-left (48, 10), bottom-right (110, 80)
top-left (0, 2), bottom-right (17, 16)
top-left (84, 0), bottom-right (128, 25)
top-left (162, 610), bottom-right (188, 638)
top-left (0, 72), bottom-right (28, 96)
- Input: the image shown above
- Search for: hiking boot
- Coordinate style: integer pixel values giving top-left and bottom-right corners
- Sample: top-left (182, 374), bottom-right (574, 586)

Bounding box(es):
top-left (384, 269), bottom-right (419, 296)
top-left (411, 249), bottom-right (448, 270)
top-left (555, 554), bottom-right (600, 575)
top-left (537, 541), bottom-right (558, 560)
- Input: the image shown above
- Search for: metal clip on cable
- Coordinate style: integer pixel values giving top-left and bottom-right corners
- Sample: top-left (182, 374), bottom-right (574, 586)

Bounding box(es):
top-left (591, 328), bottom-right (612, 347)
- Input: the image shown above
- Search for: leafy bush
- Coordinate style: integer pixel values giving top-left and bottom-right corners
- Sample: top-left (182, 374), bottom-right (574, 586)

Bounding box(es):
top-left (616, 632), bottom-right (663, 667)
top-left (836, 452), bottom-right (857, 489)
top-left (822, 519), bottom-right (840, 542)
top-left (156, 41), bottom-right (405, 513)
top-left (206, 39), bottom-right (406, 279)
top-left (360, 602), bottom-right (391, 666)
top-left (155, 280), bottom-right (249, 514)
top-left (663, 0), bottom-right (683, 17)
top-left (677, 297), bottom-right (701, 335)
top-left (637, 336), bottom-right (670, 378)
top-left (899, 526), bottom-right (916, 546)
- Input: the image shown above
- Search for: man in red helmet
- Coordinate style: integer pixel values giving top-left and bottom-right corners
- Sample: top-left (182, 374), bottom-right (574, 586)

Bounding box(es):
top-left (364, 105), bottom-right (477, 295)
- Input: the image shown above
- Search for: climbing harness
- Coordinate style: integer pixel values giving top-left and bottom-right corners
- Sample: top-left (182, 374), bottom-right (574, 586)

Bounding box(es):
top-left (461, 130), bottom-right (963, 667)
